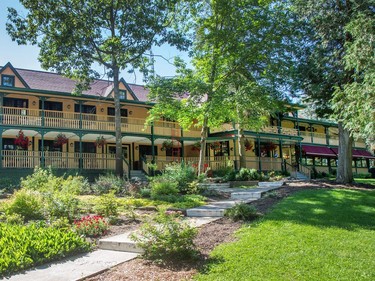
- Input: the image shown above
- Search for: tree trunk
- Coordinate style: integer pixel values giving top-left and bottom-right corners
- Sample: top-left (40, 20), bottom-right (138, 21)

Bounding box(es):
top-left (198, 115), bottom-right (208, 175)
top-left (336, 122), bottom-right (353, 183)
top-left (113, 67), bottom-right (123, 177)
top-left (238, 126), bottom-right (246, 169)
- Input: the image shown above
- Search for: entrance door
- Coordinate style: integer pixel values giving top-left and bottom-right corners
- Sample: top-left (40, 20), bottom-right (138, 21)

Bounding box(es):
top-left (107, 144), bottom-right (131, 167)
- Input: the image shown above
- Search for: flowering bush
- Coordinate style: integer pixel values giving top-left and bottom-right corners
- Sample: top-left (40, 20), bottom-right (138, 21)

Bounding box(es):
top-left (14, 130), bottom-right (30, 150)
top-left (54, 133), bottom-right (68, 147)
top-left (74, 215), bottom-right (109, 237)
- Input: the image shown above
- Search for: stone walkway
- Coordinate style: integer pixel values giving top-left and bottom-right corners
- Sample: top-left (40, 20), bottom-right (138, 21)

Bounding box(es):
top-left (3, 181), bottom-right (283, 281)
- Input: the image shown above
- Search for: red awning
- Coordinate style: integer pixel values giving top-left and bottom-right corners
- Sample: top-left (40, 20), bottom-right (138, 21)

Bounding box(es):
top-left (331, 148), bottom-right (375, 159)
top-left (302, 145), bottom-right (337, 157)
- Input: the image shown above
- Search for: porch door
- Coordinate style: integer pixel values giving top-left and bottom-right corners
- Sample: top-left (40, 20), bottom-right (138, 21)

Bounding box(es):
top-left (107, 144), bottom-right (131, 166)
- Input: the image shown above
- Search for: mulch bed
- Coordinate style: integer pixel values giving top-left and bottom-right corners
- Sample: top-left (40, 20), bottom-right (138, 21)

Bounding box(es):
top-left (85, 180), bottom-right (374, 281)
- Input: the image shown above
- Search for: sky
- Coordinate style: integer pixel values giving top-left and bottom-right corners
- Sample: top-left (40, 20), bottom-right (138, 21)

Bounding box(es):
top-left (0, 0), bottom-right (190, 85)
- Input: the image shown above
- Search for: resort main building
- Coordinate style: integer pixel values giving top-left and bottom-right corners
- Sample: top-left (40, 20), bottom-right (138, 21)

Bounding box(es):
top-left (0, 62), bottom-right (373, 180)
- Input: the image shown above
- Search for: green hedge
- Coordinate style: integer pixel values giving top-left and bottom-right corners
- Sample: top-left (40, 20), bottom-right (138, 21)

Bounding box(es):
top-left (0, 222), bottom-right (91, 276)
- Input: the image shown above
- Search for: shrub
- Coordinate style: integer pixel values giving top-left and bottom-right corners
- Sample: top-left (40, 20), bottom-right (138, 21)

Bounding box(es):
top-left (43, 190), bottom-right (80, 221)
top-left (91, 174), bottom-right (128, 195)
top-left (150, 180), bottom-right (179, 198)
top-left (225, 203), bottom-right (260, 221)
top-left (0, 178), bottom-right (19, 194)
top-left (93, 191), bottom-right (119, 218)
top-left (161, 163), bottom-right (197, 194)
top-left (74, 215), bottom-right (109, 237)
top-left (235, 168), bottom-right (261, 181)
top-left (0, 213), bottom-right (24, 225)
top-left (0, 222), bottom-right (90, 276)
top-left (139, 188), bottom-right (151, 198)
top-left (21, 167), bottom-right (55, 192)
top-left (4, 189), bottom-right (44, 221)
top-left (21, 167), bottom-right (89, 195)
top-left (131, 211), bottom-right (198, 261)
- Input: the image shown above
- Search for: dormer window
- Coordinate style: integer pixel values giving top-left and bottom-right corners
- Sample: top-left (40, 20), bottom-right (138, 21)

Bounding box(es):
top-left (1, 75), bottom-right (15, 87)
top-left (119, 90), bottom-right (126, 100)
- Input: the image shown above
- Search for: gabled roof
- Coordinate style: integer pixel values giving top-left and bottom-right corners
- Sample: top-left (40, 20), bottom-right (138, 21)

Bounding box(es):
top-left (0, 63), bottom-right (150, 101)
top-left (0, 62), bottom-right (30, 88)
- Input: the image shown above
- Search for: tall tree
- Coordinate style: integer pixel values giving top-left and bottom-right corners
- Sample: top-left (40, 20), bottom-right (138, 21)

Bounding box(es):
top-left (291, 0), bottom-right (374, 183)
top-left (7, 0), bottom-right (190, 177)
top-left (148, 0), bottom-right (289, 172)
top-left (332, 13), bottom-right (375, 144)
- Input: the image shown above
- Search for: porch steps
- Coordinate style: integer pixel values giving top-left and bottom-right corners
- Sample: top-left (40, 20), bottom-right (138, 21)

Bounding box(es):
top-left (129, 170), bottom-right (148, 181)
top-left (187, 181), bottom-right (285, 217)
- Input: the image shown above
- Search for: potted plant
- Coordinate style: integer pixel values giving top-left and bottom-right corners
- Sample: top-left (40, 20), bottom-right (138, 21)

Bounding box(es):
top-left (210, 142), bottom-right (221, 150)
top-left (95, 136), bottom-right (106, 148)
top-left (14, 130), bottom-right (31, 150)
top-left (161, 140), bottom-right (173, 151)
top-left (191, 141), bottom-right (201, 151)
top-left (54, 133), bottom-right (68, 147)
top-left (264, 142), bottom-right (277, 152)
top-left (244, 139), bottom-right (253, 151)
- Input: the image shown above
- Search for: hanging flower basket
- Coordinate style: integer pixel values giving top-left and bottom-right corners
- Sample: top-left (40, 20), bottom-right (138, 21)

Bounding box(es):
top-left (244, 139), bottom-right (253, 151)
top-left (210, 142), bottom-right (221, 150)
top-left (264, 142), bottom-right (277, 152)
top-left (14, 130), bottom-right (31, 150)
top-left (54, 133), bottom-right (68, 147)
top-left (191, 142), bottom-right (201, 151)
top-left (95, 136), bottom-right (106, 148)
top-left (161, 140), bottom-right (173, 151)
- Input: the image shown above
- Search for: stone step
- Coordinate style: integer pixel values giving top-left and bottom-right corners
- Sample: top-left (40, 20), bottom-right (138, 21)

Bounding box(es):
top-left (231, 191), bottom-right (262, 200)
top-left (98, 233), bottom-right (144, 254)
top-left (186, 208), bottom-right (225, 217)
top-left (258, 181), bottom-right (284, 188)
top-left (199, 183), bottom-right (231, 189)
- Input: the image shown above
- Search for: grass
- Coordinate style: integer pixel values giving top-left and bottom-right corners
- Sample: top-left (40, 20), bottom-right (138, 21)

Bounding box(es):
top-left (196, 189), bottom-right (375, 281)
top-left (354, 178), bottom-right (375, 186)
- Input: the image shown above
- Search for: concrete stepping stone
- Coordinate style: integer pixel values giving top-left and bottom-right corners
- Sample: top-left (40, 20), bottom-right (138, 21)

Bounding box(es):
top-left (98, 232), bottom-right (143, 254)
top-left (7, 250), bottom-right (138, 281)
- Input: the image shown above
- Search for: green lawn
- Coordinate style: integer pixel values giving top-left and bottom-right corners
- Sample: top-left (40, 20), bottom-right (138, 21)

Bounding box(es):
top-left (196, 189), bottom-right (375, 281)
top-left (354, 178), bottom-right (375, 186)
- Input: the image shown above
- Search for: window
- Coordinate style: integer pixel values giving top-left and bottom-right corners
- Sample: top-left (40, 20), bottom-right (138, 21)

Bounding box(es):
top-left (74, 142), bottom-right (96, 153)
top-left (3, 138), bottom-right (16, 150)
top-left (3, 97), bottom-right (28, 108)
top-left (107, 107), bottom-right (128, 117)
top-left (74, 104), bottom-right (96, 114)
top-left (119, 90), bottom-right (126, 100)
top-left (330, 159), bottom-right (337, 167)
top-left (38, 140), bottom-right (62, 152)
top-left (1, 75), bottom-right (15, 87)
top-left (40, 101), bottom-right (63, 111)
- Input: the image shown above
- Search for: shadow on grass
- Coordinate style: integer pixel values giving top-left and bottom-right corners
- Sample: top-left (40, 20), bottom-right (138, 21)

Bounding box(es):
top-left (267, 189), bottom-right (375, 231)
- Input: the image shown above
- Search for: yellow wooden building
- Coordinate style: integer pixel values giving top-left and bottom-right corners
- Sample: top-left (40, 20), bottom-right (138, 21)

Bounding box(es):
top-left (0, 62), bottom-right (373, 180)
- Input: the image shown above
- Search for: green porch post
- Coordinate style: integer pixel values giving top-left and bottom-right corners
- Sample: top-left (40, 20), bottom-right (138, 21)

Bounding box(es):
top-left (257, 137), bottom-right (262, 172)
top-left (40, 97), bottom-right (45, 127)
top-left (279, 138), bottom-right (283, 171)
top-left (79, 133), bottom-right (83, 171)
top-left (151, 123), bottom-right (155, 164)
top-left (40, 130), bottom-right (45, 168)
top-left (180, 128), bottom-right (184, 161)
top-left (309, 123), bottom-right (313, 143)
top-left (325, 126), bottom-right (330, 145)
top-left (79, 101), bottom-right (83, 129)
top-left (0, 129), bottom-right (3, 168)
top-left (0, 93), bottom-right (4, 124)
top-left (232, 138), bottom-right (237, 170)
